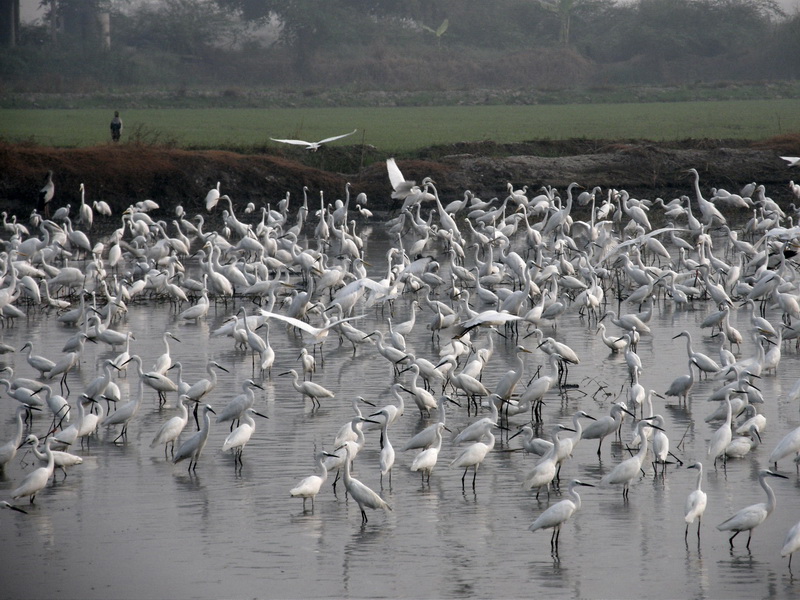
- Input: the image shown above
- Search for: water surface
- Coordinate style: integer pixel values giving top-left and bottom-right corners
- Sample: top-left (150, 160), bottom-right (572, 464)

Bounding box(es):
top-left (1, 229), bottom-right (799, 600)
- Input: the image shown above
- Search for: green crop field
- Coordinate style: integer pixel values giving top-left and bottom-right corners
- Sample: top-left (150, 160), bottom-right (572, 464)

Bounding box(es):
top-left (2, 99), bottom-right (799, 152)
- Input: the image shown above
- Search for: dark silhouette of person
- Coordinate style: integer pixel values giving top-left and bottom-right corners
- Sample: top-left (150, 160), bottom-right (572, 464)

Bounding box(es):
top-left (110, 111), bottom-right (123, 142)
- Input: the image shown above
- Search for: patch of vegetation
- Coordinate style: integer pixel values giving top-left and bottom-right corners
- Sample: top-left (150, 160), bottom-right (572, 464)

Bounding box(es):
top-left (2, 100), bottom-right (798, 152)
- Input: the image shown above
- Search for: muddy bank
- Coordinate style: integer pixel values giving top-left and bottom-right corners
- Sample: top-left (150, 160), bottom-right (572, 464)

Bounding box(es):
top-left (1, 137), bottom-right (798, 220)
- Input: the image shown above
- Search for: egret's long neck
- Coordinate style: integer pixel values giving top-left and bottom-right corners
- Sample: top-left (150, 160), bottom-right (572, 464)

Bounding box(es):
top-left (762, 475), bottom-right (778, 514)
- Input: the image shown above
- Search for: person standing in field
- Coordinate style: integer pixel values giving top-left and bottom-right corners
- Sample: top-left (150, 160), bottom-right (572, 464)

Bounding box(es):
top-left (110, 111), bottom-right (123, 142)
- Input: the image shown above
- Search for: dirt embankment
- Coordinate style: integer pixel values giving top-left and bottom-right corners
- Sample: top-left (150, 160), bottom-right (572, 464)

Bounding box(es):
top-left (1, 136), bottom-right (798, 220)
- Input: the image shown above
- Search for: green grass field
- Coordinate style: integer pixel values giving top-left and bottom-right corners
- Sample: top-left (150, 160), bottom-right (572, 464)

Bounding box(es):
top-left (3, 99), bottom-right (799, 152)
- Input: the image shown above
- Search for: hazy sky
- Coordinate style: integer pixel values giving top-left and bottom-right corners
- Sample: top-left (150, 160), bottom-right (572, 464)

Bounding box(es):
top-left (19, 0), bottom-right (800, 23)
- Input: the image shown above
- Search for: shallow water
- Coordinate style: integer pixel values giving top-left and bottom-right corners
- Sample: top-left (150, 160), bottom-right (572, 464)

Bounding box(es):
top-left (1, 229), bottom-right (800, 600)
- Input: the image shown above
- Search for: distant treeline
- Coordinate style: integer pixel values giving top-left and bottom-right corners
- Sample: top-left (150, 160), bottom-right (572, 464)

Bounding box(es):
top-left (3, 0), bottom-right (799, 93)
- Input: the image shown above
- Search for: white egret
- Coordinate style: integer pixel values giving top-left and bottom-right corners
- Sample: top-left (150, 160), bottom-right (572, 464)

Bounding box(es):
top-left (581, 402), bottom-right (635, 456)
top-left (450, 427), bottom-right (496, 490)
top-left (708, 397), bottom-right (733, 468)
top-left (23, 434), bottom-right (82, 481)
top-left (0, 406), bottom-right (30, 472)
top-left (216, 379), bottom-right (264, 428)
top-left (376, 410), bottom-right (395, 487)
top-left (555, 411), bottom-right (597, 478)
top-left (0, 380), bottom-right (44, 413)
top-left (19, 341), bottom-right (55, 377)
top-left (221, 408), bottom-right (268, 466)
top-left (735, 404), bottom-right (766, 435)
top-left (529, 479), bottom-right (594, 553)
top-left (185, 360), bottom-right (229, 405)
top-left (45, 332), bottom-right (92, 395)
top-left (402, 364), bottom-right (438, 416)
top-left (51, 398), bottom-right (88, 449)
top-left (596, 323), bottom-right (627, 353)
top-left (453, 397), bottom-right (499, 445)
top-left (152, 331), bottom-right (181, 375)
top-left (178, 288), bottom-right (210, 321)
top-left (261, 309), bottom-right (364, 360)
top-left (279, 369), bottom-right (334, 408)
top-left (270, 129), bottom-right (357, 151)
top-left (12, 437), bottom-right (57, 504)
top-left (509, 425), bottom-right (554, 457)
top-left (716, 469), bottom-right (788, 549)
top-left (290, 452), bottom-right (329, 511)
top-left (673, 330), bottom-right (721, 378)
top-left (369, 383), bottom-right (405, 428)
top-left (173, 404), bottom-right (216, 471)
top-left (665, 358), bottom-right (696, 404)
top-left (83, 359), bottom-right (121, 403)
top-left (335, 398), bottom-right (376, 446)
top-left (100, 369), bottom-right (144, 443)
top-left (298, 348), bottom-right (316, 380)
top-left (125, 354), bottom-right (178, 407)
top-left (601, 419), bottom-right (662, 498)
top-left (39, 169), bottom-right (54, 218)
top-left (337, 442), bottom-right (392, 524)
top-left (523, 425), bottom-right (574, 499)
top-left (768, 425), bottom-right (800, 470)
top-left (75, 397), bottom-right (104, 445)
top-left (401, 395), bottom-right (453, 452)
top-left (205, 181), bottom-right (221, 211)
top-left (782, 520), bottom-right (800, 568)
top-left (725, 425), bottom-right (761, 459)
top-left (684, 462), bottom-right (708, 541)
top-left (781, 156), bottom-right (800, 167)
top-left (150, 395), bottom-right (190, 458)
top-left (410, 422), bottom-right (446, 484)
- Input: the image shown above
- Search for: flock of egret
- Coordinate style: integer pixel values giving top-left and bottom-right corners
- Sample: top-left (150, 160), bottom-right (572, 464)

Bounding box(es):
top-left (3, 158), bottom-right (800, 580)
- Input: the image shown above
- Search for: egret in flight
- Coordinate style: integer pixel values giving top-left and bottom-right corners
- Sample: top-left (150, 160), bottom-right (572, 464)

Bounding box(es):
top-left (270, 129), bottom-right (357, 151)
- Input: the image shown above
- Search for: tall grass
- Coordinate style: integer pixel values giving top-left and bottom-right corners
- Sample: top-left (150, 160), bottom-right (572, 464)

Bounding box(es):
top-left (2, 100), bottom-right (799, 152)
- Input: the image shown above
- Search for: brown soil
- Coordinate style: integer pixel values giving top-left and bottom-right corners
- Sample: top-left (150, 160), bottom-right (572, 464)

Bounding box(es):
top-left (1, 135), bottom-right (799, 220)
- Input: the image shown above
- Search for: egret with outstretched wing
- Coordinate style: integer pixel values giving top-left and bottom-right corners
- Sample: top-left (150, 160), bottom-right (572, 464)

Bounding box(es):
top-left (270, 129), bottom-right (357, 151)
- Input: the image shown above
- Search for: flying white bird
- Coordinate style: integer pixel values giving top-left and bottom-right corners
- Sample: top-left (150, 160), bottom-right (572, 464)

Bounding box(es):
top-left (780, 156), bottom-right (800, 167)
top-left (270, 129), bottom-right (357, 151)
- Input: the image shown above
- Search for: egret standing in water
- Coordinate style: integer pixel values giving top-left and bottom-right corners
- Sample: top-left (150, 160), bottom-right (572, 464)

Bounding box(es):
top-left (716, 469), bottom-right (787, 549)
top-left (450, 426), bottom-right (496, 490)
top-left (768, 424), bottom-right (800, 470)
top-left (782, 520), bottom-right (800, 568)
top-left (581, 402), bottom-right (635, 457)
top-left (601, 419), bottom-right (662, 499)
top-left (337, 443), bottom-right (392, 524)
top-left (150, 394), bottom-right (190, 458)
top-left (410, 422), bottom-right (447, 484)
top-left (0, 405), bottom-right (31, 473)
top-left (23, 434), bottom-right (83, 481)
top-left (221, 408), bottom-right (268, 467)
top-left (279, 369), bottom-right (335, 409)
top-left (290, 452), bottom-right (329, 512)
top-left (529, 479), bottom-right (594, 553)
top-left (684, 462), bottom-right (708, 541)
top-left (708, 397), bottom-right (733, 469)
top-left (12, 437), bottom-right (58, 504)
top-left (173, 404), bottom-right (216, 472)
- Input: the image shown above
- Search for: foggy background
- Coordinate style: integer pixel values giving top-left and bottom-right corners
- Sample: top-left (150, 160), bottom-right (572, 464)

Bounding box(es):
top-left (4, 1), bottom-right (800, 95)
